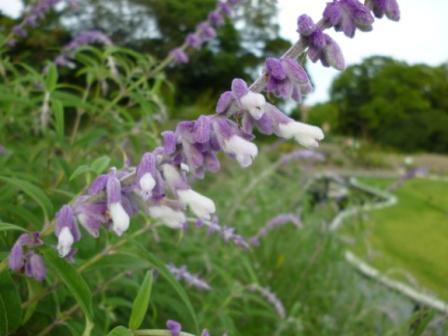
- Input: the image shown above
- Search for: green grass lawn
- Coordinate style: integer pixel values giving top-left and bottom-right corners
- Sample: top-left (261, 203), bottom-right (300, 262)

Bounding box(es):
top-left (342, 177), bottom-right (448, 301)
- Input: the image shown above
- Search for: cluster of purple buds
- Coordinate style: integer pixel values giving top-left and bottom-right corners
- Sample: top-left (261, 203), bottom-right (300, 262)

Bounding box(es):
top-left (247, 284), bottom-right (286, 319)
top-left (167, 263), bottom-right (211, 290)
top-left (265, 57), bottom-right (313, 101)
top-left (170, 0), bottom-right (241, 64)
top-left (323, 0), bottom-right (374, 38)
top-left (166, 320), bottom-right (209, 336)
top-left (8, 232), bottom-right (46, 281)
top-left (297, 15), bottom-right (345, 70)
top-left (280, 149), bottom-right (326, 164)
top-left (366, 0), bottom-right (400, 21)
top-left (195, 217), bottom-right (250, 249)
top-left (250, 213), bottom-right (303, 246)
top-left (7, 0), bottom-right (400, 282)
top-left (54, 30), bottom-right (113, 68)
top-left (9, 0), bottom-right (66, 46)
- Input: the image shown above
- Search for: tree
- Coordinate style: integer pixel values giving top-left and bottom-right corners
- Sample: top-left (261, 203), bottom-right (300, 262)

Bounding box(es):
top-left (323, 56), bottom-right (448, 153)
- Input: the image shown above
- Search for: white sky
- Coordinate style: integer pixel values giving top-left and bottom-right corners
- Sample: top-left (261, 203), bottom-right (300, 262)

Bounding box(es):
top-left (1, 0), bottom-right (447, 103)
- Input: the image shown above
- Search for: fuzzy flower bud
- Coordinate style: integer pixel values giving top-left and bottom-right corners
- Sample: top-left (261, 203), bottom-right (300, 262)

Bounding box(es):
top-left (148, 205), bottom-right (186, 229)
top-left (277, 121), bottom-right (324, 148)
top-left (177, 189), bottom-right (216, 220)
top-left (167, 320), bottom-right (182, 336)
top-left (365, 0), bottom-right (400, 21)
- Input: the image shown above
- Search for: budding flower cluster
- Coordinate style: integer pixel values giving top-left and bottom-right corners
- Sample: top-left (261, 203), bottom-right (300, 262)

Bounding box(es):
top-left (170, 0), bottom-right (241, 65)
top-left (8, 0), bottom-right (400, 284)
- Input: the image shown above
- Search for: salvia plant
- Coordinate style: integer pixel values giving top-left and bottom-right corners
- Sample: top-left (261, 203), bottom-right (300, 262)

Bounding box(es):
top-left (0, 0), bottom-right (409, 335)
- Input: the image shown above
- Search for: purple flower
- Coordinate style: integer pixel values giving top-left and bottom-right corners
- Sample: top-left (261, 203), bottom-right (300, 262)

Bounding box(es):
top-left (201, 330), bottom-right (210, 336)
top-left (8, 232), bottom-right (46, 281)
top-left (197, 22), bottom-right (217, 40)
top-left (186, 33), bottom-right (202, 49)
top-left (54, 30), bottom-right (112, 67)
top-left (55, 205), bottom-right (80, 257)
top-left (167, 320), bottom-right (182, 336)
top-left (216, 78), bottom-right (267, 120)
top-left (250, 213), bottom-right (303, 246)
top-left (218, 1), bottom-right (232, 16)
top-left (323, 0), bottom-right (374, 38)
top-left (25, 252), bottom-right (46, 281)
top-left (248, 284), bottom-right (286, 319)
top-left (74, 198), bottom-right (107, 237)
top-left (280, 149), bottom-right (325, 164)
top-left (136, 152), bottom-right (158, 197)
top-left (106, 172), bottom-right (130, 236)
top-left (167, 263), bottom-right (211, 290)
top-left (297, 15), bottom-right (345, 70)
top-left (10, 0), bottom-right (65, 44)
top-left (208, 10), bottom-right (225, 27)
top-left (170, 48), bottom-right (189, 64)
top-left (0, 145), bottom-right (7, 155)
top-left (366, 0), bottom-right (400, 21)
top-left (265, 57), bottom-right (313, 101)
top-left (197, 217), bottom-right (250, 249)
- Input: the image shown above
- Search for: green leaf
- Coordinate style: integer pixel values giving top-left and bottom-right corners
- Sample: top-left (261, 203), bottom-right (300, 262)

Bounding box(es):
top-left (0, 296), bottom-right (7, 336)
top-left (43, 249), bottom-right (94, 321)
top-left (0, 221), bottom-right (27, 232)
top-left (45, 63), bottom-right (58, 92)
top-left (0, 270), bottom-right (22, 333)
top-left (52, 99), bottom-right (65, 138)
top-left (127, 248), bottom-right (199, 333)
top-left (90, 156), bottom-right (111, 175)
top-left (69, 165), bottom-right (94, 181)
top-left (129, 271), bottom-right (153, 330)
top-left (23, 278), bottom-right (43, 323)
top-left (0, 176), bottom-right (53, 220)
top-left (107, 326), bottom-right (133, 336)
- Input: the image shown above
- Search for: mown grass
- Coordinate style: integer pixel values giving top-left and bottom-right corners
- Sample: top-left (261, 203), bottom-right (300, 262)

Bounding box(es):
top-left (342, 177), bottom-right (448, 301)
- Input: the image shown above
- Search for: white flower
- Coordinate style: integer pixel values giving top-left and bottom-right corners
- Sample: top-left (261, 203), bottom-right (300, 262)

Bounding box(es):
top-left (277, 121), bottom-right (324, 148)
top-left (109, 202), bottom-right (130, 236)
top-left (162, 164), bottom-right (181, 186)
top-left (148, 205), bottom-right (186, 229)
top-left (223, 135), bottom-right (258, 168)
top-left (177, 189), bottom-right (216, 220)
top-left (240, 91), bottom-right (266, 120)
top-left (57, 227), bottom-right (74, 257)
top-left (139, 172), bottom-right (156, 193)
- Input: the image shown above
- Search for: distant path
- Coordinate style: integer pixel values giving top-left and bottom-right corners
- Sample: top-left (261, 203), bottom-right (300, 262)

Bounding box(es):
top-left (325, 175), bottom-right (448, 315)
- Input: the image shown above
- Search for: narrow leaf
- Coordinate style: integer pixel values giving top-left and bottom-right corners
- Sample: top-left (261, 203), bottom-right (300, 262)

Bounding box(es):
top-left (43, 249), bottom-right (94, 321)
top-left (0, 221), bottom-right (27, 232)
top-left (90, 156), bottom-right (111, 175)
top-left (69, 165), bottom-right (94, 181)
top-left (0, 270), bottom-right (22, 333)
top-left (45, 63), bottom-right (58, 92)
top-left (23, 278), bottom-right (43, 323)
top-left (129, 271), bottom-right (153, 329)
top-left (52, 99), bottom-right (65, 138)
top-left (0, 296), bottom-right (7, 336)
top-left (127, 248), bottom-right (199, 333)
top-left (107, 326), bottom-right (133, 336)
top-left (0, 176), bottom-right (53, 219)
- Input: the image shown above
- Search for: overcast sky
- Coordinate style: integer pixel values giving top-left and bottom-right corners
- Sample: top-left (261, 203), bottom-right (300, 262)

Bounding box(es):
top-left (1, 1), bottom-right (447, 103)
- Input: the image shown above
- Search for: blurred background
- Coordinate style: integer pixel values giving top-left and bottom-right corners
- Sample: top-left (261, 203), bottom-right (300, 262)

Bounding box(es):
top-left (0, 0), bottom-right (447, 335)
